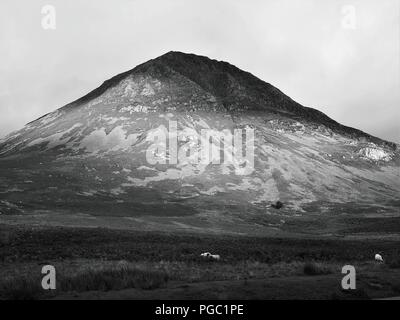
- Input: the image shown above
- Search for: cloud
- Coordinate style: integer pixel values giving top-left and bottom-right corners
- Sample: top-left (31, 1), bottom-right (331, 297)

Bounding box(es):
top-left (0, 0), bottom-right (398, 142)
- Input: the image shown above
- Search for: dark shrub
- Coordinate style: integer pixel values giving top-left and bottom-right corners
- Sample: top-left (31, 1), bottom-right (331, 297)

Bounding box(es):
top-left (271, 201), bottom-right (283, 209)
top-left (303, 262), bottom-right (319, 275)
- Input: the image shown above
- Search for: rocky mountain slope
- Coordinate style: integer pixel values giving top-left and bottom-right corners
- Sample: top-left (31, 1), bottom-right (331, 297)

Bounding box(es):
top-left (0, 52), bottom-right (399, 232)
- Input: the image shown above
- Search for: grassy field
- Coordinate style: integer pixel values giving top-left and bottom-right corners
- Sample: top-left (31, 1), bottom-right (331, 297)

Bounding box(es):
top-left (2, 223), bottom-right (400, 264)
top-left (0, 223), bottom-right (400, 299)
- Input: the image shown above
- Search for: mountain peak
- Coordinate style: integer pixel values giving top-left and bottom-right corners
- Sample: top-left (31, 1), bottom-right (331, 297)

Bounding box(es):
top-left (157, 50), bottom-right (226, 64)
top-left (54, 51), bottom-right (395, 148)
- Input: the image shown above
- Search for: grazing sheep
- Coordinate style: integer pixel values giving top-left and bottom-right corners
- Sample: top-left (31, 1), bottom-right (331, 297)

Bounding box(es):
top-left (375, 253), bottom-right (383, 263)
top-left (200, 252), bottom-right (220, 260)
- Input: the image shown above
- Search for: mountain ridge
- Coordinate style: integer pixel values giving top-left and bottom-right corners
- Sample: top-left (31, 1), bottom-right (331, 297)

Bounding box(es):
top-left (28, 51), bottom-right (395, 149)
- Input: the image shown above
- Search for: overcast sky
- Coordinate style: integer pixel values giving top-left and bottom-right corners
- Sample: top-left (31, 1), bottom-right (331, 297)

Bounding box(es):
top-left (0, 0), bottom-right (399, 142)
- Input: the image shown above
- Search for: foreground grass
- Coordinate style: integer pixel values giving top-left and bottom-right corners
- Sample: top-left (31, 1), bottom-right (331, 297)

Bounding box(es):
top-left (1, 224), bottom-right (400, 299)
top-left (0, 262), bottom-right (168, 300)
top-left (1, 259), bottom-right (398, 300)
top-left (0, 259), bottom-right (339, 299)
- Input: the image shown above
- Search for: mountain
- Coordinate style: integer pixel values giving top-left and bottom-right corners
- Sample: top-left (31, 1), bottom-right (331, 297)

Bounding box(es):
top-left (0, 51), bottom-right (399, 234)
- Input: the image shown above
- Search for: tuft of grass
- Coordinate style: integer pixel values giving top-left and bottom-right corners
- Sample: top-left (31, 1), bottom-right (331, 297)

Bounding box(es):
top-left (0, 262), bottom-right (169, 299)
top-left (303, 261), bottom-right (333, 276)
top-left (59, 264), bottom-right (168, 292)
top-left (0, 276), bottom-right (43, 300)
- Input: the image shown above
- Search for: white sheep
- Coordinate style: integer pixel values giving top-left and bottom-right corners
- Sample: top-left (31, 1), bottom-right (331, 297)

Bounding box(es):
top-left (375, 253), bottom-right (383, 263)
top-left (200, 252), bottom-right (220, 260)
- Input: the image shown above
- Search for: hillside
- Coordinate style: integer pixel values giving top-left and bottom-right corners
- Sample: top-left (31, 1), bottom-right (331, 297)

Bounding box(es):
top-left (0, 51), bottom-right (399, 233)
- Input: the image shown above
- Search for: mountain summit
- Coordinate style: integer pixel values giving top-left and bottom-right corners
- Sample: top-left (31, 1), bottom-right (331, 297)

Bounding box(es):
top-left (61, 51), bottom-right (396, 147)
top-left (0, 52), bottom-right (398, 234)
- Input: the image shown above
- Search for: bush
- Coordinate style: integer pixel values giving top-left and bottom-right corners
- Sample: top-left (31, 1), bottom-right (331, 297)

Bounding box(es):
top-left (271, 201), bottom-right (283, 209)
